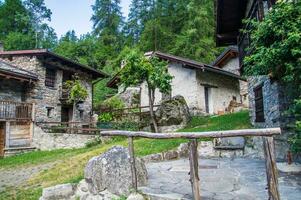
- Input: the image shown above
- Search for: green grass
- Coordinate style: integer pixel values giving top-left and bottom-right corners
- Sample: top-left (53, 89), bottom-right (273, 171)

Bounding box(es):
top-left (0, 147), bottom-right (101, 169)
top-left (0, 111), bottom-right (251, 200)
top-left (179, 110), bottom-right (252, 132)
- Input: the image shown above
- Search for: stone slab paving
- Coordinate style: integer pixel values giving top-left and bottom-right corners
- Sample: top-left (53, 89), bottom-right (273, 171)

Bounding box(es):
top-left (140, 158), bottom-right (301, 200)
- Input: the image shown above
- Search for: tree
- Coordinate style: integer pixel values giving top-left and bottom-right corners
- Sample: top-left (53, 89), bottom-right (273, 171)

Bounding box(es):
top-left (170, 0), bottom-right (217, 63)
top-left (64, 75), bottom-right (89, 122)
top-left (243, 1), bottom-right (301, 153)
top-left (24, 0), bottom-right (52, 48)
top-left (0, 0), bottom-right (32, 40)
top-left (91, 0), bottom-right (123, 36)
top-left (120, 50), bottom-right (173, 132)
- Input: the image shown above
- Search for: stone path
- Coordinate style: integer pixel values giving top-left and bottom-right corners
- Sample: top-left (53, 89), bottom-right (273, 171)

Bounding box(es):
top-left (0, 163), bottom-right (54, 192)
top-left (140, 158), bottom-right (301, 200)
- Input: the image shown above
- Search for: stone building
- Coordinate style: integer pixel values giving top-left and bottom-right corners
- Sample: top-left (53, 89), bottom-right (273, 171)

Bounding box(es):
top-left (0, 47), bottom-right (107, 156)
top-left (212, 46), bottom-right (249, 107)
top-left (107, 51), bottom-right (247, 115)
top-left (216, 0), bottom-right (293, 160)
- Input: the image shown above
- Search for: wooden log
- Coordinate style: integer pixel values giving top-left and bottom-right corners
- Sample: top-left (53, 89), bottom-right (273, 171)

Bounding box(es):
top-left (263, 137), bottom-right (280, 200)
top-left (100, 128), bottom-right (281, 139)
top-left (128, 137), bottom-right (138, 192)
top-left (189, 139), bottom-right (201, 200)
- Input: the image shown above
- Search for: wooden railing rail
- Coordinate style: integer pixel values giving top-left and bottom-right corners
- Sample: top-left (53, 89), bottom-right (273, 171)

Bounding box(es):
top-left (98, 128), bottom-right (281, 200)
top-left (0, 101), bottom-right (33, 120)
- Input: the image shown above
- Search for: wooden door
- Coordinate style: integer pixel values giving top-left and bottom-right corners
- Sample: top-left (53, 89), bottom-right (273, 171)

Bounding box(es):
top-left (205, 87), bottom-right (209, 113)
top-left (0, 123), bottom-right (5, 157)
top-left (61, 107), bottom-right (70, 123)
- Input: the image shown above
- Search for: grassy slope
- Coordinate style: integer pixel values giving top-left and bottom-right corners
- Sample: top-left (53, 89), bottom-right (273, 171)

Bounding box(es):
top-left (0, 111), bottom-right (251, 200)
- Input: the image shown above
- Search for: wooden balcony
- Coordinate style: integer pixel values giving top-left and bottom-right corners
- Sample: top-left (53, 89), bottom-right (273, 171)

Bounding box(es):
top-left (0, 101), bottom-right (33, 121)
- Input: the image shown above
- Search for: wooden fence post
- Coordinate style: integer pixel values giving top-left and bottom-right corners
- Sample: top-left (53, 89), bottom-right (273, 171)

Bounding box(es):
top-left (128, 136), bottom-right (138, 192)
top-left (263, 136), bottom-right (280, 200)
top-left (189, 139), bottom-right (201, 200)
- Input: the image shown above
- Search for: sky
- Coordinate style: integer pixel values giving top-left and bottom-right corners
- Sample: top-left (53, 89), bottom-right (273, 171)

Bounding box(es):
top-left (44, 0), bottom-right (131, 38)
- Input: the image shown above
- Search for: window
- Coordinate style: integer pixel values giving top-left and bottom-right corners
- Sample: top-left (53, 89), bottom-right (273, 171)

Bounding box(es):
top-left (254, 85), bottom-right (265, 122)
top-left (45, 68), bottom-right (56, 88)
top-left (47, 107), bottom-right (54, 118)
top-left (79, 111), bottom-right (84, 120)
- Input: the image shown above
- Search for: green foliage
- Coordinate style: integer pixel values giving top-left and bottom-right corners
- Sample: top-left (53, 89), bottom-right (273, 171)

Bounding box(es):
top-left (85, 137), bottom-right (102, 148)
top-left (98, 96), bottom-right (125, 122)
top-left (244, 2), bottom-right (301, 84)
top-left (289, 99), bottom-right (301, 153)
top-left (243, 1), bottom-right (301, 152)
top-left (0, 0), bottom-right (57, 50)
top-left (120, 50), bottom-right (173, 93)
top-left (64, 75), bottom-right (88, 104)
top-left (101, 95), bottom-right (125, 110)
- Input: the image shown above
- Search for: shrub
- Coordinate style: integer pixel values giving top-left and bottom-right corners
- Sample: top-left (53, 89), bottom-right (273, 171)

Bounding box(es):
top-left (98, 96), bottom-right (125, 122)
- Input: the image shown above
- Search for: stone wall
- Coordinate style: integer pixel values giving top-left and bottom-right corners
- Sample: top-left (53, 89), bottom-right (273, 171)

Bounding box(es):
top-left (2, 56), bottom-right (93, 123)
top-left (0, 79), bottom-right (24, 101)
top-left (219, 56), bottom-right (249, 107)
top-left (248, 75), bottom-right (294, 160)
top-left (196, 70), bottom-right (241, 114)
top-left (33, 126), bottom-right (97, 150)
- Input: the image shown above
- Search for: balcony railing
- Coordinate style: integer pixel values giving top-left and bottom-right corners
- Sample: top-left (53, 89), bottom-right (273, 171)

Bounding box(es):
top-left (0, 101), bottom-right (33, 120)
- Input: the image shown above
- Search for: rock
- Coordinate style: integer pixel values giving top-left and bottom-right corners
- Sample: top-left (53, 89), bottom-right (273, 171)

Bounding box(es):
top-left (155, 95), bottom-right (191, 126)
top-left (84, 146), bottom-right (148, 196)
top-left (117, 87), bottom-right (140, 107)
top-left (39, 183), bottom-right (76, 200)
top-left (127, 193), bottom-right (145, 200)
top-left (198, 141), bottom-right (218, 158)
top-left (163, 150), bottom-right (178, 160)
top-left (177, 143), bottom-right (189, 158)
top-left (142, 153), bottom-right (163, 163)
top-left (214, 137), bottom-right (245, 149)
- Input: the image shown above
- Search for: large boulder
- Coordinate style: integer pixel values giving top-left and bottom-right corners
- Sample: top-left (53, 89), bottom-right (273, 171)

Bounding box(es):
top-left (117, 87), bottom-right (140, 107)
top-left (155, 95), bottom-right (191, 126)
top-left (84, 146), bottom-right (148, 196)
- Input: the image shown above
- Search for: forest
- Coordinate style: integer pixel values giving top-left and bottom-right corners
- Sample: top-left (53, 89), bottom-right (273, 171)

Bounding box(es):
top-left (0, 0), bottom-right (220, 106)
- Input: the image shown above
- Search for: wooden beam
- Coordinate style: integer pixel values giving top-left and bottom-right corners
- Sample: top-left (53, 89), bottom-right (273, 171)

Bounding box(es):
top-left (189, 139), bottom-right (201, 200)
top-left (100, 128), bottom-right (281, 139)
top-left (128, 137), bottom-right (138, 192)
top-left (263, 137), bottom-right (280, 200)
top-left (5, 121), bottom-right (10, 148)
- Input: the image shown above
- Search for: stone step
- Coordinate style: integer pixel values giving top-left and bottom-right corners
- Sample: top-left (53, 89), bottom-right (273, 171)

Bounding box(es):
top-left (214, 137), bottom-right (245, 151)
top-left (139, 187), bottom-right (190, 200)
top-left (213, 145), bottom-right (244, 150)
top-left (4, 146), bottom-right (36, 157)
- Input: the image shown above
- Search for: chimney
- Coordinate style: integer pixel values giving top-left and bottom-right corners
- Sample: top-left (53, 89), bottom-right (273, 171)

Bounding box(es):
top-left (0, 42), bottom-right (3, 52)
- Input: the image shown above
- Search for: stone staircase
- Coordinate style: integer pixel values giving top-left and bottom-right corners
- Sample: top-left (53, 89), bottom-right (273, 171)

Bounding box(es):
top-left (213, 137), bottom-right (245, 157)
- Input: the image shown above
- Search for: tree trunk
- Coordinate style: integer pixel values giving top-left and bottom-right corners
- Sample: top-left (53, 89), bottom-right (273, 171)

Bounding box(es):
top-left (148, 86), bottom-right (159, 133)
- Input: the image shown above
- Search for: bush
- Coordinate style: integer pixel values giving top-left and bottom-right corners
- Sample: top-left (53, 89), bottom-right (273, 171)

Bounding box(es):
top-left (85, 137), bottom-right (102, 148)
top-left (98, 96), bottom-right (125, 122)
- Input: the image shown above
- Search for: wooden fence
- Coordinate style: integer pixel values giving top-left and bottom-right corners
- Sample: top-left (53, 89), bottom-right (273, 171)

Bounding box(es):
top-left (99, 105), bottom-right (160, 120)
top-left (98, 128), bottom-right (281, 200)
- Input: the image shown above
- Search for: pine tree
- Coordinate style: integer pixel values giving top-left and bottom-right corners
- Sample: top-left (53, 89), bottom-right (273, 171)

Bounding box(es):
top-left (170, 0), bottom-right (217, 62)
top-left (91, 0), bottom-right (123, 36)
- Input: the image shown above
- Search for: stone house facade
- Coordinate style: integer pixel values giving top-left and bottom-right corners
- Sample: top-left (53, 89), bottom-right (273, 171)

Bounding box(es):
top-left (216, 0), bottom-right (293, 160)
top-left (0, 48), bottom-right (106, 156)
top-left (107, 51), bottom-right (247, 116)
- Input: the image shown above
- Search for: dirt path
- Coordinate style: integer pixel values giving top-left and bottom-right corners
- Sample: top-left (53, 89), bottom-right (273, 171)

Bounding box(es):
top-left (0, 162), bottom-right (55, 192)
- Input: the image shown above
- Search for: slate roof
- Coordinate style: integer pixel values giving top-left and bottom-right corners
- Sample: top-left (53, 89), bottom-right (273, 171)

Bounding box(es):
top-left (0, 49), bottom-right (108, 79)
top-left (0, 59), bottom-right (38, 81)
top-left (107, 51), bottom-right (245, 88)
